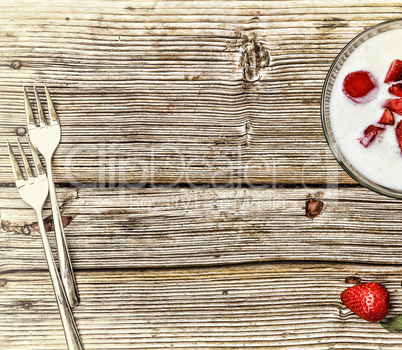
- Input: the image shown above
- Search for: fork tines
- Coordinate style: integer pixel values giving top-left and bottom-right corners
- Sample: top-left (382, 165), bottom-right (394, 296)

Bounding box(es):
top-left (7, 137), bottom-right (46, 187)
top-left (24, 84), bottom-right (59, 130)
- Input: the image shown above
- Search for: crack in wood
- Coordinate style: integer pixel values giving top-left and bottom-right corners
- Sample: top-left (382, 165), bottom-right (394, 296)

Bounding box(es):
top-left (244, 118), bottom-right (251, 146)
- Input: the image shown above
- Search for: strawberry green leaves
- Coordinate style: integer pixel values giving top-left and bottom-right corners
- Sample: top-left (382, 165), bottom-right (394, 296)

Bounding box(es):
top-left (381, 315), bottom-right (402, 332)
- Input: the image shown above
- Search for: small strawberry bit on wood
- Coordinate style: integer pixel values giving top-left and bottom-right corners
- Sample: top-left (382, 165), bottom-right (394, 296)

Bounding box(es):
top-left (343, 70), bottom-right (377, 103)
top-left (384, 98), bottom-right (402, 115)
top-left (385, 59), bottom-right (402, 83)
top-left (359, 124), bottom-right (385, 148)
top-left (378, 108), bottom-right (395, 125)
top-left (388, 83), bottom-right (402, 97)
top-left (341, 282), bottom-right (390, 322)
top-left (395, 120), bottom-right (402, 153)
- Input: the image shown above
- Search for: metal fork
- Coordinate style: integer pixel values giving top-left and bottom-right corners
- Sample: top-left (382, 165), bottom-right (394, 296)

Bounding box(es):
top-left (24, 84), bottom-right (79, 307)
top-left (7, 138), bottom-right (83, 350)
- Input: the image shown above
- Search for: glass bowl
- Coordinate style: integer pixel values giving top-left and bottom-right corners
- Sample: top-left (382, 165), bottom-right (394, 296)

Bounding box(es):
top-left (321, 18), bottom-right (402, 199)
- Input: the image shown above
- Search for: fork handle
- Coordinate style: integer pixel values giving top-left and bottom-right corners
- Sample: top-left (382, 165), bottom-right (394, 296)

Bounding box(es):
top-left (45, 158), bottom-right (80, 307)
top-left (36, 210), bottom-right (83, 350)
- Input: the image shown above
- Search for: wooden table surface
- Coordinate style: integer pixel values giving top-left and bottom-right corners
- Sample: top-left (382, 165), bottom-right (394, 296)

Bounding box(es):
top-left (2, 1), bottom-right (402, 349)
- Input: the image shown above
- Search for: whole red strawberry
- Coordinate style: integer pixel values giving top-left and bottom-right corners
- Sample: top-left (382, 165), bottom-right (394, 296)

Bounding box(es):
top-left (341, 282), bottom-right (390, 322)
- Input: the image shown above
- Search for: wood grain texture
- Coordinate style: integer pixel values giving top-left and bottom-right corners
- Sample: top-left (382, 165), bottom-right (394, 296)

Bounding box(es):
top-left (2, 1), bottom-right (402, 349)
top-left (0, 0), bottom-right (401, 185)
top-left (2, 186), bottom-right (402, 271)
top-left (1, 263), bottom-right (402, 349)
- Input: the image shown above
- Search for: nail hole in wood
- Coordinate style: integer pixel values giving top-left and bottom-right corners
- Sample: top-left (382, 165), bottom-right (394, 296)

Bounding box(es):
top-left (16, 127), bottom-right (26, 136)
top-left (10, 60), bottom-right (21, 69)
top-left (345, 276), bottom-right (361, 284)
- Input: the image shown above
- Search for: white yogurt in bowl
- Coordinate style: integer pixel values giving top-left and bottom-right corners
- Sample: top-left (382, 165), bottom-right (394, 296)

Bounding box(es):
top-left (321, 19), bottom-right (402, 198)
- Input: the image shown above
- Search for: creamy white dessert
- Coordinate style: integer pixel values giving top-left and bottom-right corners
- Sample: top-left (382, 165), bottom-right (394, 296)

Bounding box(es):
top-left (330, 28), bottom-right (402, 191)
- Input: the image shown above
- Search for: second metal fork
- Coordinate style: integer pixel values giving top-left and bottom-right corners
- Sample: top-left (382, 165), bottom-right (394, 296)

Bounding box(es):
top-left (7, 138), bottom-right (83, 350)
top-left (24, 84), bottom-right (79, 307)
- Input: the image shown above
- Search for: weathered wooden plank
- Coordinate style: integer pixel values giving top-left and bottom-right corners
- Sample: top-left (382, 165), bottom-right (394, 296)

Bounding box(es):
top-left (2, 186), bottom-right (402, 271)
top-left (0, 0), bottom-right (400, 184)
top-left (1, 263), bottom-right (402, 349)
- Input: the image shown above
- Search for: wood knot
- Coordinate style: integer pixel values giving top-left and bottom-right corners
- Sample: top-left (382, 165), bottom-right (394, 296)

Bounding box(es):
top-left (1, 215), bottom-right (73, 235)
top-left (37, 215), bottom-right (73, 232)
top-left (10, 60), bottom-right (21, 69)
top-left (305, 198), bottom-right (324, 219)
top-left (1, 220), bottom-right (32, 235)
top-left (239, 33), bottom-right (270, 82)
top-left (17, 300), bottom-right (33, 309)
top-left (0, 279), bottom-right (7, 287)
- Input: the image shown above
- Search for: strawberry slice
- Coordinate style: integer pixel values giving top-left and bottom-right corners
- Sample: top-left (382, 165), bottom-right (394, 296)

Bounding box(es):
top-left (384, 98), bottom-right (402, 115)
top-left (385, 59), bottom-right (402, 83)
top-left (343, 70), bottom-right (377, 103)
top-left (378, 108), bottom-right (395, 125)
top-left (359, 124), bottom-right (385, 148)
top-left (396, 120), bottom-right (402, 153)
top-left (389, 83), bottom-right (402, 97)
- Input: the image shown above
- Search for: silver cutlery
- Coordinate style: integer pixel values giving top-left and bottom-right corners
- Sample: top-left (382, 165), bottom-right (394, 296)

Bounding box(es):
top-left (24, 84), bottom-right (79, 307)
top-left (7, 138), bottom-right (83, 350)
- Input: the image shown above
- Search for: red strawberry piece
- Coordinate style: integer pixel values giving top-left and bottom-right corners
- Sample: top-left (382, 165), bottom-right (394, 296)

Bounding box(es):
top-left (343, 70), bottom-right (377, 102)
top-left (385, 59), bottom-right (402, 83)
top-left (359, 124), bottom-right (385, 148)
top-left (340, 282), bottom-right (390, 322)
top-left (384, 98), bottom-right (402, 115)
top-left (378, 108), bottom-right (395, 125)
top-left (389, 83), bottom-right (402, 97)
top-left (396, 120), bottom-right (402, 153)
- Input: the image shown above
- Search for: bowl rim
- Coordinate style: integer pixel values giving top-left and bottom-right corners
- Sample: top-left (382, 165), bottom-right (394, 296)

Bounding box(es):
top-left (320, 18), bottom-right (402, 199)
